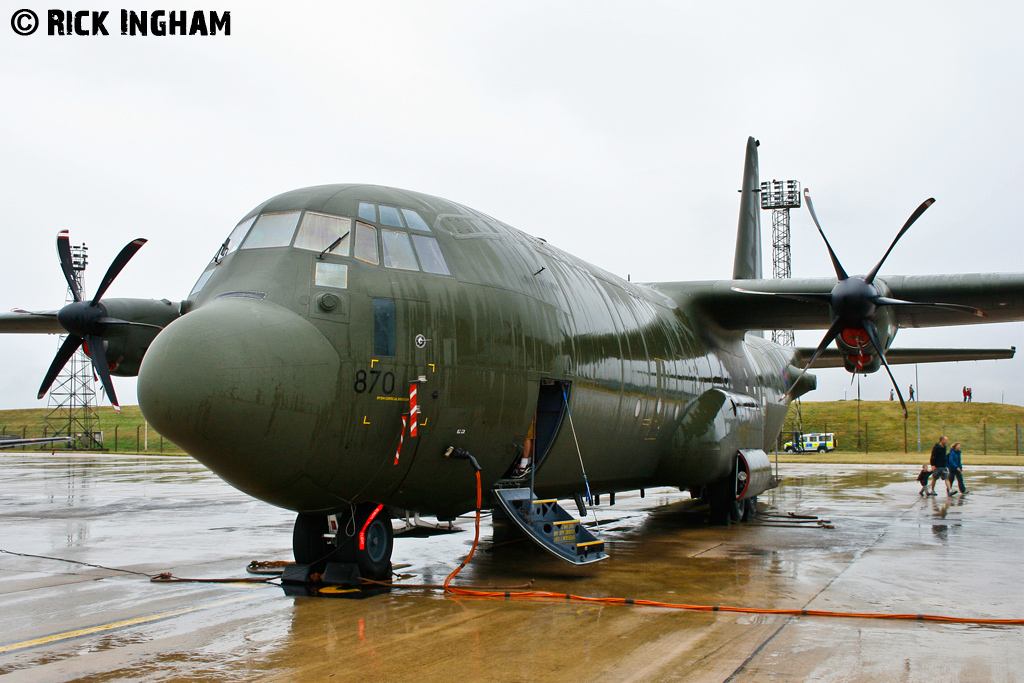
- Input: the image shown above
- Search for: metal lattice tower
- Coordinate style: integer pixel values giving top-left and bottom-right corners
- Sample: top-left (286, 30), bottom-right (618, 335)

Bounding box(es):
top-left (760, 179), bottom-right (801, 347)
top-left (44, 243), bottom-right (102, 450)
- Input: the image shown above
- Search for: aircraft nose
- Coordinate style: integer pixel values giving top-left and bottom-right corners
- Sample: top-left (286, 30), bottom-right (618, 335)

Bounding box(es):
top-left (137, 296), bottom-right (340, 506)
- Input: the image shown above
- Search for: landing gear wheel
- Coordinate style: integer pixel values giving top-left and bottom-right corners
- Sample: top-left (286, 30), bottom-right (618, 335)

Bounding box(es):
top-left (293, 513), bottom-right (342, 572)
top-left (347, 502), bottom-right (394, 581)
top-left (707, 480), bottom-right (741, 526)
top-left (740, 496), bottom-right (757, 522)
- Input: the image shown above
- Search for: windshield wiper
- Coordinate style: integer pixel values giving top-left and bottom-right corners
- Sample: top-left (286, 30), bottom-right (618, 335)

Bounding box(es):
top-left (317, 231), bottom-right (349, 260)
top-left (213, 239), bottom-right (230, 264)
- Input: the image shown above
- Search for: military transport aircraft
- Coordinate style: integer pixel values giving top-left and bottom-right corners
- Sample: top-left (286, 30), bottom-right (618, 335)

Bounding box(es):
top-left (2, 137), bottom-right (1022, 579)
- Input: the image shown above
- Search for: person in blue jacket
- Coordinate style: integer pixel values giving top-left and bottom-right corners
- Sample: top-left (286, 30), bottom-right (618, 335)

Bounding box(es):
top-left (947, 442), bottom-right (968, 495)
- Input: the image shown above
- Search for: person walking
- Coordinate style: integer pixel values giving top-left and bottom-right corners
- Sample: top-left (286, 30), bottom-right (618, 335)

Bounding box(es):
top-left (909, 385), bottom-right (915, 401)
top-left (929, 435), bottom-right (949, 495)
top-left (963, 386), bottom-right (968, 403)
top-left (947, 441), bottom-right (968, 495)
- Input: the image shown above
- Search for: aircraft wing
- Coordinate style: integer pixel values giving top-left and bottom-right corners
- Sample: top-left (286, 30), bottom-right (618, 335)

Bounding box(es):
top-left (795, 347), bottom-right (1016, 368)
top-left (0, 311), bottom-right (63, 334)
top-left (658, 273), bottom-right (1024, 331)
top-left (0, 436), bottom-right (73, 449)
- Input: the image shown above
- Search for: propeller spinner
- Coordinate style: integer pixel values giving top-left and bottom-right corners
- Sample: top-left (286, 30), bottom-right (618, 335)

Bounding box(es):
top-left (32, 231), bottom-right (149, 412)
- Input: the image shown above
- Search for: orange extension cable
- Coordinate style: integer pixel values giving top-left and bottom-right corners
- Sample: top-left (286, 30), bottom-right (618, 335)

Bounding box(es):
top-left (439, 468), bottom-right (1024, 626)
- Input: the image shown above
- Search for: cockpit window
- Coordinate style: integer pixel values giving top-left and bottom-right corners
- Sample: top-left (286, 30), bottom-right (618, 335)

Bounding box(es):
top-left (214, 216), bottom-right (256, 262)
top-left (294, 212), bottom-right (351, 255)
top-left (401, 209), bottom-right (431, 232)
top-left (189, 267), bottom-right (215, 298)
top-left (378, 205), bottom-right (404, 228)
top-left (354, 222), bottom-right (379, 264)
top-left (411, 235), bottom-right (451, 275)
top-left (358, 202), bottom-right (376, 222)
top-left (381, 229), bottom-right (419, 270)
top-left (314, 262), bottom-right (348, 289)
top-left (240, 211), bottom-right (301, 250)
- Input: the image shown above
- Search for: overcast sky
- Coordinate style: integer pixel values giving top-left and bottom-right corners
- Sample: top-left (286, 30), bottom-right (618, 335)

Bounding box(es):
top-left (1, 1), bottom-right (1022, 411)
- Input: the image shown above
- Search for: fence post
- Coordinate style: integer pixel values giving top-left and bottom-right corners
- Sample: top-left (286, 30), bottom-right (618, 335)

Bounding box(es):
top-left (865, 422), bottom-right (869, 454)
top-left (1017, 424), bottom-right (1020, 457)
top-left (22, 426), bottom-right (26, 439)
top-left (904, 420), bottom-right (908, 453)
top-left (136, 426), bottom-right (141, 453)
top-left (114, 425), bottom-right (118, 452)
top-left (984, 420), bottom-right (987, 455)
top-left (160, 436), bottom-right (164, 453)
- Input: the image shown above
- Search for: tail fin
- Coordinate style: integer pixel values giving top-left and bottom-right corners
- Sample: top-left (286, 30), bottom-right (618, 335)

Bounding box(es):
top-left (732, 136), bottom-right (762, 280)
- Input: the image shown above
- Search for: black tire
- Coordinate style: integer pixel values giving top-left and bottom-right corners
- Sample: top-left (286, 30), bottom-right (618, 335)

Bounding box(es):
top-left (292, 513), bottom-right (342, 572)
top-left (741, 496), bottom-right (757, 522)
top-left (707, 479), bottom-right (741, 526)
top-left (818, 446), bottom-right (826, 453)
top-left (345, 502), bottom-right (394, 581)
top-left (785, 446), bottom-right (793, 453)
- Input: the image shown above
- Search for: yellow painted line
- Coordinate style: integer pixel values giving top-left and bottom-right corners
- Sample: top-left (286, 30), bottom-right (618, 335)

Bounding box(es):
top-left (428, 363), bottom-right (436, 372)
top-left (0, 593), bottom-right (261, 654)
top-left (577, 540), bottom-right (604, 547)
top-left (532, 499), bottom-right (557, 504)
top-left (553, 520), bottom-right (578, 526)
top-left (371, 359), bottom-right (378, 368)
top-left (421, 418), bottom-right (428, 426)
top-left (363, 416), bottom-right (371, 425)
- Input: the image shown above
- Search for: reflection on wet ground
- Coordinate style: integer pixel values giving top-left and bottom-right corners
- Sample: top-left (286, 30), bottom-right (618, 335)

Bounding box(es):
top-left (1, 456), bottom-right (1023, 682)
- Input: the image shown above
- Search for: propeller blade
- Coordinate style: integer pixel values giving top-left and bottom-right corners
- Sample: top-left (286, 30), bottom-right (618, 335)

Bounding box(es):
top-left (90, 238), bottom-right (147, 305)
top-left (37, 335), bottom-right (83, 399)
top-left (783, 318), bottom-right (845, 400)
top-left (865, 198), bottom-right (935, 284)
top-left (56, 230), bottom-right (82, 303)
top-left (862, 319), bottom-right (908, 419)
top-left (874, 296), bottom-right (986, 318)
top-left (803, 189), bottom-right (848, 281)
top-left (84, 334), bottom-right (120, 412)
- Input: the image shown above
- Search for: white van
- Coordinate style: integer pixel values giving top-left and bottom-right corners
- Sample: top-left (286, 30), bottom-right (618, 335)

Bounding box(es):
top-left (783, 432), bottom-right (837, 453)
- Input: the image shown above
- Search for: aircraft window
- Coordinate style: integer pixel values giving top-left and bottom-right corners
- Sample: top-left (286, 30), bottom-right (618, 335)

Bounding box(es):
top-left (215, 216), bottom-right (256, 262)
top-left (358, 202), bottom-right (376, 222)
top-left (189, 268), bottom-right (215, 298)
top-left (378, 205), bottom-right (404, 228)
top-left (294, 212), bottom-right (352, 254)
top-left (314, 262), bottom-right (348, 289)
top-left (373, 298), bottom-right (396, 356)
top-left (411, 235), bottom-right (451, 275)
top-left (381, 230), bottom-right (419, 271)
top-left (354, 222), bottom-right (379, 264)
top-left (240, 211), bottom-right (301, 250)
top-left (401, 209), bottom-right (431, 232)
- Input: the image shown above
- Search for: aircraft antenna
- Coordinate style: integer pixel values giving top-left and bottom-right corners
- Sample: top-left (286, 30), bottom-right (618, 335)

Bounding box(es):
top-left (760, 179), bottom-right (801, 347)
top-left (43, 242), bottom-right (102, 450)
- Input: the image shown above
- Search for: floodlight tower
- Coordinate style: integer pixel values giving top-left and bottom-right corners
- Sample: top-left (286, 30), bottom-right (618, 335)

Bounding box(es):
top-left (44, 242), bottom-right (101, 450)
top-left (760, 179), bottom-right (801, 346)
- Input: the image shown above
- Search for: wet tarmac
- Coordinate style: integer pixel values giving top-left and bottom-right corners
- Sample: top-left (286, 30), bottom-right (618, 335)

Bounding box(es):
top-left (2, 455), bottom-right (1024, 682)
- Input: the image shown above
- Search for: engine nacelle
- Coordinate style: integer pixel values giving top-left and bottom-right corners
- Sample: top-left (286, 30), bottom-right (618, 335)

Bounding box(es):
top-left (100, 298), bottom-right (182, 377)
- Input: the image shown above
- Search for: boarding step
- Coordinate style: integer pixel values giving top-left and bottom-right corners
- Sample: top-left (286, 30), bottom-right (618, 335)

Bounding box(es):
top-left (492, 487), bottom-right (608, 565)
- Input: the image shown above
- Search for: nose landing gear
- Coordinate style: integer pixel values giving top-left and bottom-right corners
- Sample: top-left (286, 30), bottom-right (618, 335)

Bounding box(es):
top-left (292, 502), bottom-right (394, 581)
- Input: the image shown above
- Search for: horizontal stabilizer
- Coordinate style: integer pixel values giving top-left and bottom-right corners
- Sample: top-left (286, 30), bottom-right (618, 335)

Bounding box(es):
top-left (795, 346), bottom-right (1016, 368)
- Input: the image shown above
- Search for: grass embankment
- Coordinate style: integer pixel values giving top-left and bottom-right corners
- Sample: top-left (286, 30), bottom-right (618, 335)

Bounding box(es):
top-left (2, 400), bottom-right (1022, 465)
top-left (779, 400), bottom-right (1024, 465)
top-left (0, 406), bottom-right (184, 454)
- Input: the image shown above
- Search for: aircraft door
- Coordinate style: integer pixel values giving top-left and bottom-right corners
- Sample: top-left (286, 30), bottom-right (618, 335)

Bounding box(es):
top-left (510, 379), bottom-right (570, 478)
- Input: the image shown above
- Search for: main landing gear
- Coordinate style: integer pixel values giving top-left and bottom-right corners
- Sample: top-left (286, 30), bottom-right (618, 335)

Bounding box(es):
top-left (705, 479), bottom-right (758, 526)
top-left (292, 502), bottom-right (394, 581)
